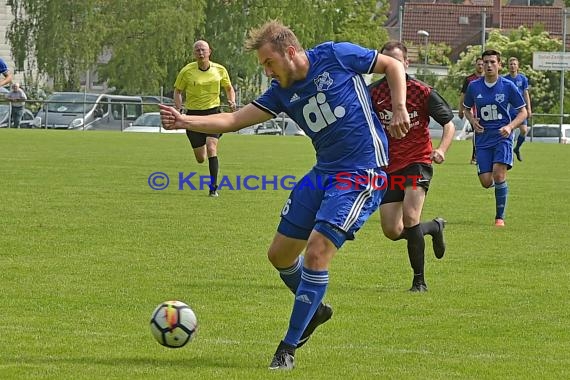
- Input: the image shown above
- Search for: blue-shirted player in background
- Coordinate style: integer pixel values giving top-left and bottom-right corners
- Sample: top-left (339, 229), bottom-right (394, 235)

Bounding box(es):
top-left (504, 56), bottom-right (532, 161)
top-left (160, 20), bottom-right (410, 370)
top-left (463, 49), bottom-right (527, 227)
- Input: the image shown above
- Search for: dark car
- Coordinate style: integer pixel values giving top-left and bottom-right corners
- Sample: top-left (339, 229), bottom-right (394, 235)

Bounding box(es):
top-left (428, 113), bottom-right (472, 141)
top-left (141, 96), bottom-right (175, 105)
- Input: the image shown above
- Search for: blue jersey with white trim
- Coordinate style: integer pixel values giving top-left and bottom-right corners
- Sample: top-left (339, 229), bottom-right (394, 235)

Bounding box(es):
top-left (252, 42), bottom-right (389, 173)
top-left (463, 76), bottom-right (525, 148)
top-left (503, 73), bottom-right (529, 120)
top-left (503, 73), bottom-right (529, 97)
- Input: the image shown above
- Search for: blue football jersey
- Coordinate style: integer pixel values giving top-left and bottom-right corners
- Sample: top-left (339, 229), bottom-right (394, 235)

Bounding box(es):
top-left (463, 77), bottom-right (525, 148)
top-left (503, 73), bottom-right (529, 97)
top-left (503, 73), bottom-right (529, 121)
top-left (252, 42), bottom-right (388, 173)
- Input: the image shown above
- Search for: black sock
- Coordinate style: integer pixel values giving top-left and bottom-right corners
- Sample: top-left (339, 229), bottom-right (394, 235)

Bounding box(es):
top-left (420, 219), bottom-right (440, 237)
top-left (276, 340), bottom-right (296, 355)
top-left (394, 229), bottom-right (408, 241)
top-left (208, 156), bottom-right (219, 187)
top-left (405, 224), bottom-right (425, 281)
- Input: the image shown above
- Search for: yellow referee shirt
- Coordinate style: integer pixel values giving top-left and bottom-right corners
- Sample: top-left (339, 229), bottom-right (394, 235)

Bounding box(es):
top-left (174, 61), bottom-right (232, 110)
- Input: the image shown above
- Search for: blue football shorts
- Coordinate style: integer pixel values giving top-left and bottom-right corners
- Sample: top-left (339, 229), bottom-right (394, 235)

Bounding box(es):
top-left (277, 167), bottom-right (386, 249)
top-left (476, 138), bottom-right (514, 174)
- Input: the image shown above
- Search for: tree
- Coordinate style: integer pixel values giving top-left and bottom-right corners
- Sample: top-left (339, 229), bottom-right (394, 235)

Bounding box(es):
top-left (7, 0), bottom-right (105, 91)
top-left (7, 0), bottom-right (205, 94)
top-left (199, 0), bottom-right (391, 103)
top-left (5, 0), bottom-right (396, 99)
top-left (95, 0), bottom-right (206, 95)
top-left (328, 0), bottom-right (389, 49)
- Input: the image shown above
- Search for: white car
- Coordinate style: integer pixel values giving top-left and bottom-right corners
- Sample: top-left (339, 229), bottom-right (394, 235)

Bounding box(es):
top-left (527, 124), bottom-right (570, 144)
top-left (274, 114), bottom-right (306, 136)
top-left (0, 104), bottom-right (40, 128)
top-left (429, 114), bottom-right (472, 141)
top-left (123, 112), bottom-right (184, 133)
top-left (254, 119), bottom-right (282, 135)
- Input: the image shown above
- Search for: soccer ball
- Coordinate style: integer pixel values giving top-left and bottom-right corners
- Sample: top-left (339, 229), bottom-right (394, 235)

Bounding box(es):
top-left (150, 300), bottom-right (198, 348)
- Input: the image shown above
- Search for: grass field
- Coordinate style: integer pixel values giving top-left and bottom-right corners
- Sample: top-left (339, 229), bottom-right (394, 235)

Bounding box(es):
top-left (1, 129), bottom-right (569, 379)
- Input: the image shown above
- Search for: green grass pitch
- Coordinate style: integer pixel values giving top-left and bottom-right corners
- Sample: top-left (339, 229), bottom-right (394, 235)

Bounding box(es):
top-left (0, 129), bottom-right (569, 379)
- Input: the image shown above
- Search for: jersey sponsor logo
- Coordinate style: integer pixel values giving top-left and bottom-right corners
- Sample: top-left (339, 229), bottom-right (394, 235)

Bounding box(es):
top-left (302, 92), bottom-right (346, 132)
top-left (375, 109), bottom-right (418, 127)
top-left (377, 109), bottom-right (393, 124)
top-left (479, 104), bottom-right (503, 121)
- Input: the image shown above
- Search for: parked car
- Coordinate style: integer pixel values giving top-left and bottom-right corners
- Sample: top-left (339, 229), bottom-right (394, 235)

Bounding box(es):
top-left (254, 119), bottom-right (282, 135)
top-left (36, 92), bottom-right (143, 130)
top-left (236, 114), bottom-right (306, 137)
top-left (274, 114), bottom-right (306, 136)
top-left (0, 104), bottom-right (40, 128)
top-left (429, 113), bottom-right (472, 141)
top-left (528, 124), bottom-right (570, 144)
top-left (123, 112), bottom-right (185, 133)
top-left (236, 126), bottom-right (256, 135)
top-left (141, 95), bottom-right (175, 105)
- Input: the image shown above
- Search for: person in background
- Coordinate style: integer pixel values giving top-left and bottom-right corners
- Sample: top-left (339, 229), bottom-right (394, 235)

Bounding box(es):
top-left (504, 57), bottom-right (532, 162)
top-left (369, 41), bottom-right (453, 292)
top-left (174, 40), bottom-right (237, 197)
top-left (458, 57), bottom-right (484, 165)
top-left (463, 50), bottom-right (527, 227)
top-left (6, 82), bottom-right (27, 128)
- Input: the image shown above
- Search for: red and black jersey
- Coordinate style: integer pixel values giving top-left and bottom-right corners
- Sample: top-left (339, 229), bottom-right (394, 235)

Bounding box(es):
top-left (461, 73), bottom-right (480, 94)
top-left (461, 73), bottom-right (482, 117)
top-left (369, 75), bottom-right (454, 173)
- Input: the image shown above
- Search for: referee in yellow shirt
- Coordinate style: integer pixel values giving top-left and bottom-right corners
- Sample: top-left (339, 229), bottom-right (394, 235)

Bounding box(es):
top-left (174, 40), bottom-right (237, 197)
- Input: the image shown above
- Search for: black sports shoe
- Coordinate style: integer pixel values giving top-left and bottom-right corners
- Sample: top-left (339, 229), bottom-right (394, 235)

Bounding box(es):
top-left (513, 148), bottom-right (522, 162)
top-left (296, 303), bottom-right (333, 348)
top-left (432, 217), bottom-right (447, 259)
top-left (409, 282), bottom-right (428, 292)
top-left (208, 185), bottom-right (219, 197)
top-left (269, 341), bottom-right (295, 370)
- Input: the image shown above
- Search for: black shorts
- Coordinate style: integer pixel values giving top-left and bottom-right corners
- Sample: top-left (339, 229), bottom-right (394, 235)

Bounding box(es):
top-left (380, 163), bottom-right (433, 205)
top-left (185, 108), bottom-right (222, 148)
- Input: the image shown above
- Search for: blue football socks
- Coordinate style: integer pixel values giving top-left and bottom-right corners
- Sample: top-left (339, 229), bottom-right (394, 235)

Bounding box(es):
top-left (495, 181), bottom-right (508, 220)
top-left (278, 256), bottom-right (303, 293)
top-left (283, 267), bottom-right (328, 347)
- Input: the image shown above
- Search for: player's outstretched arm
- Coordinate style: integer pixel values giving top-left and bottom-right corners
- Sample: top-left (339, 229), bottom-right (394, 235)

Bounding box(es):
top-left (160, 103), bottom-right (271, 134)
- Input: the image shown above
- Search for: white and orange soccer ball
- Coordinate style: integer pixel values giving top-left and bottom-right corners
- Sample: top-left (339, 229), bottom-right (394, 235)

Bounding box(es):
top-left (150, 300), bottom-right (198, 348)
